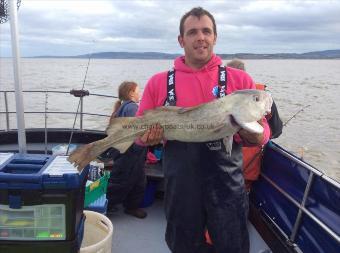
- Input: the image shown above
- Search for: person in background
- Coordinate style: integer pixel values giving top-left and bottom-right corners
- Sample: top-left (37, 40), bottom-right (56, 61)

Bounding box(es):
top-left (109, 81), bottom-right (140, 122)
top-left (134, 7), bottom-right (271, 253)
top-left (226, 58), bottom-right (245, 72)
top-left (105, 81), bottom-right (148, 219)
top-left (227, 59), bottom-right (283, 190)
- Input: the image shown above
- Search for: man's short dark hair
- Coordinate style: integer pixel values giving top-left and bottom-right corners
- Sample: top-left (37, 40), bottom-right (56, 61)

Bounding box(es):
top-left (179, 7), bottom-right (217, 37)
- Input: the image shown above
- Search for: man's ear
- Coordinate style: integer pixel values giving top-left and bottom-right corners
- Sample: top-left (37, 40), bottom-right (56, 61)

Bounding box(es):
top-left (178, 35), bottom-right (184, 48)
top-left (213, 34), bottom-right (217, 45)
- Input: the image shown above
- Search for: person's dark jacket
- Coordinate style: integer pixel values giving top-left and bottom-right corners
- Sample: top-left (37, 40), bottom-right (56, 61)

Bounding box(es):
top-left (268, 101), bottom-right (283, 139)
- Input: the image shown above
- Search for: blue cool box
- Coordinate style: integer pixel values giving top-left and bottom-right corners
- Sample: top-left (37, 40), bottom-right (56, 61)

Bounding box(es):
top-left (0, 153), bottom-right (88, 191)
top-left (0, 153), bottom-right (89, 246)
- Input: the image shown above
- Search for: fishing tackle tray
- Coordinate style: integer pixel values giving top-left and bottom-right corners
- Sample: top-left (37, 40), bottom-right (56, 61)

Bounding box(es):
top-left (0, 153), bottom-right (89, 242)
top-left (0, 214), bottom-right (85, 253)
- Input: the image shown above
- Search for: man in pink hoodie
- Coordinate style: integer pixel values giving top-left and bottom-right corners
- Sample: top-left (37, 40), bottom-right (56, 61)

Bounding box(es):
top-left (136, 7), bottom-right (270, 253)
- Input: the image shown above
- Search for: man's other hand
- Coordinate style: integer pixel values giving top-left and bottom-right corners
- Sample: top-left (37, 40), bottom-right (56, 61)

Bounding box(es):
top-left (140, 123), bottom-right (164, 146)
top-left (238, 120), bottom-right (264, 146)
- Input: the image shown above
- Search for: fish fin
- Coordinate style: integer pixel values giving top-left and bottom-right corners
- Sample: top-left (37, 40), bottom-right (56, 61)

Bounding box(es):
top-left (232, 115), bottom-right (263, 134)
top-left (106, 117), bottom-right (136, 136)
top-left (178, 104), bottom-right (204, 114)
top-left (113, 140), bottom-right (134, 154)
top-left (223, 136), bottom-right (233, 156)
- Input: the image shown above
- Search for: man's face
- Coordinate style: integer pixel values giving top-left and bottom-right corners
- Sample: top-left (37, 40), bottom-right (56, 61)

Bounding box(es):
top-left (178, 15), bottom-right (217, 69)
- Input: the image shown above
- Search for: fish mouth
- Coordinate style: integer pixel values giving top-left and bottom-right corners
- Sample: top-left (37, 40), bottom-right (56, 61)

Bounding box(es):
top-left (230, 114), bottom-right (263, 133)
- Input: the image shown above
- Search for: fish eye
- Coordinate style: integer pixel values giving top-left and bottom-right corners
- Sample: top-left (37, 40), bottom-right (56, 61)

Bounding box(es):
top-left (253, 95), bottom-right (260, 102)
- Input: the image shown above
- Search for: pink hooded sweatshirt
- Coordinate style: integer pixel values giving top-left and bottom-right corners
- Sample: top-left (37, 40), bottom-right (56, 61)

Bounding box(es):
top-left (137, 54), bottom-right (270, 145)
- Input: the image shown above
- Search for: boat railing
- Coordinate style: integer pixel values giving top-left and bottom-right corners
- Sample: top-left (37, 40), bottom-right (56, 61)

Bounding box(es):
top-left (0, 89), bottom-right (116, 131)
top-left (254, 142), bottom-right (340, 252)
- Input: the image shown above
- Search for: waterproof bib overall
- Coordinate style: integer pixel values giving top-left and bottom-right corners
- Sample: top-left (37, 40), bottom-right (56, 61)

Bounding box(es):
top-left (163, 66), bottom-right (250, 253)
top-left (106, 101), bottom-right (147, 211)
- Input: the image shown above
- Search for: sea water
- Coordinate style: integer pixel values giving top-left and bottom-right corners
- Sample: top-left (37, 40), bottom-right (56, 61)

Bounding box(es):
top-left (0, 58), bottom-right (339, 181)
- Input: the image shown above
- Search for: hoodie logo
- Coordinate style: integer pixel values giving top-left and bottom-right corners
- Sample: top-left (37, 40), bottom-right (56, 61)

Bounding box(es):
top-left (212, 85), bottom-right (219, 97)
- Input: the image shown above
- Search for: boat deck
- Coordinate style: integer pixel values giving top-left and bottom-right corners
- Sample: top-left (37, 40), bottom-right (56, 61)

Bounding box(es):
top-left (108, 199), bottom-right (270, 253)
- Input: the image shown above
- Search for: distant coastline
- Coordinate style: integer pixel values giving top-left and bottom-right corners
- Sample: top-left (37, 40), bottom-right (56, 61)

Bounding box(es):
top-left (9, 49), bottom-right (340, 59)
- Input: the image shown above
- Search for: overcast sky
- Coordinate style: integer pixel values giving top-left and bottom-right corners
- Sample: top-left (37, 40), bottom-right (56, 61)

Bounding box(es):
top-left (1, 0), bottom-right (340, 57)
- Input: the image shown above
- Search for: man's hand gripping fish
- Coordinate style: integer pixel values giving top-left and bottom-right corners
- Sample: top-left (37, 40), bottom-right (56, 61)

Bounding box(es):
top-left (68, 89), bottom-right (273, 171)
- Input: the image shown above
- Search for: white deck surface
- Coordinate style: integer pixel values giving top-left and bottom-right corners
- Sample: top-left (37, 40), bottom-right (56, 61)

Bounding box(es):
top-left (108, 199), bottom-right (271, 253)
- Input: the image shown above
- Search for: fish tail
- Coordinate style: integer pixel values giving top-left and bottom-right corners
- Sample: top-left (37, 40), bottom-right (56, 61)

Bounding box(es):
top-left (68, 137), bottom-right (112, 172)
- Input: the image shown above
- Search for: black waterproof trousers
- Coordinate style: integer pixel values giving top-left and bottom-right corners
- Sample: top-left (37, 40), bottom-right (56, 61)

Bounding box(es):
top-left (163, 140), bottom-right (249, 253)
top-left (106, 144), bottom-right (147, 210)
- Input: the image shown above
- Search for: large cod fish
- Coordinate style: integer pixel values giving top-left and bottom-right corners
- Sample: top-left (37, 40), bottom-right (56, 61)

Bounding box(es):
top-left (68, 89), bottom-right (272, 171)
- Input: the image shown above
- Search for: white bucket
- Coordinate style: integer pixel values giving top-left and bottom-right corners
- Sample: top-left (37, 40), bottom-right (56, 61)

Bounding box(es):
top-left (80, 210), bottom-right (113, 253)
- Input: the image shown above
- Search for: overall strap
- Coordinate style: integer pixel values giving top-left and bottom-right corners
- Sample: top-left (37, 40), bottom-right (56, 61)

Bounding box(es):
top-left (164, 66), bottom-right (227, 106)
top-left (164, 69), bottom-right (176, 106)
top-left (218, 65), bottom-right (227, 97)
top-left (207, 65), bottom-right (228, 151)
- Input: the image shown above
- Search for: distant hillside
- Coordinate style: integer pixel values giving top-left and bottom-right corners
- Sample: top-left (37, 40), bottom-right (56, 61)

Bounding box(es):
top-left (35, 52), bottom-right (180, 59)
top-left (218, 50), bottom-right (340, 59)
top-left (34, 49), bottom-right (340, 59)
top-left (75, 51), bottom-right (180, 59)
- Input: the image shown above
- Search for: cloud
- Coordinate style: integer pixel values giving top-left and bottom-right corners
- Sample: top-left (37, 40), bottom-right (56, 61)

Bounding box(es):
top-left (0, 0), bottom-right (339, 56)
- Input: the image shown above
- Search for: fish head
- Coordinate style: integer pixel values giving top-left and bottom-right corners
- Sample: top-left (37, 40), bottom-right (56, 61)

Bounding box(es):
top-left (229, 89), bottom-right (273, 133)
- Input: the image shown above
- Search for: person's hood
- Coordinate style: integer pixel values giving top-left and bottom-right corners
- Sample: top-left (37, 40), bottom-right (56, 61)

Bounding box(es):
top-left (174, 54), bottom-right (222, 73)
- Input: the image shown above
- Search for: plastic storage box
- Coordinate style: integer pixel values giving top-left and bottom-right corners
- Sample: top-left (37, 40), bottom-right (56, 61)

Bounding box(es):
top-left (140, 179), bottom-right (158, 208)
top-left (0, 153), bottom-right (89, 253)
top-left (52, 144), bottom-right (78, 156)
top-left (84, 171), bottom-right (110, 207)
top-left (85, 194), bottom-right (108, 214)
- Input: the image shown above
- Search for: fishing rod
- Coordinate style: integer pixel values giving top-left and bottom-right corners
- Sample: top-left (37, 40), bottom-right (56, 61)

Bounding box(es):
top-left (44, 91), bottom-right (49, 154)
top-left (283, 104), bottom-right (311, 127)
top-left (244, 103), bottom-right (311, 171)
top-left (66, 49), bottom-right (94, 155)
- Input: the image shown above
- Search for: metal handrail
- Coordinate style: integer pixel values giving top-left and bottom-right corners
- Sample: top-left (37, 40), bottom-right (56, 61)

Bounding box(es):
top-left (261, 173), bottom-right (340, 243)
top-left (1, 89), bottom-right (115, 98)
top-left (260, 143), bottom-right (340, 247)
top-left (0, 111), bottom-right (110, 117)
top-left (0, 90), bottom-right (117, 131)
top-left (270, 142), bottom-right (339, 188)
top-left (4, 91), bottom-right (10, 130)
top-left (289, 172), bottom-right (314, 242)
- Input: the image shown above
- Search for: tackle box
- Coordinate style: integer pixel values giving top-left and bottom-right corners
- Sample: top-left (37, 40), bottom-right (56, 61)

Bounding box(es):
top-left (0, 153), bottom-right (89, 245)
